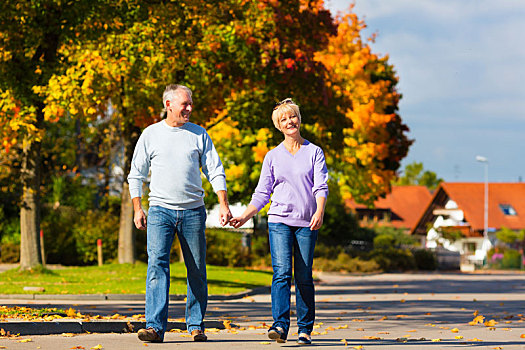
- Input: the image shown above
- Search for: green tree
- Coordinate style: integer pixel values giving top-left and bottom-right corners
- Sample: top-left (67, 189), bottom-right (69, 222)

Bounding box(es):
top-left (394, 161), bottom-right (443, 190)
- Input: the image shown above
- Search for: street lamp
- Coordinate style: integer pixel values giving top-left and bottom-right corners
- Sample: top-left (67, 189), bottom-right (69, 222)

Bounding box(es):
top-left (476, 156), bottom-right (489, 256)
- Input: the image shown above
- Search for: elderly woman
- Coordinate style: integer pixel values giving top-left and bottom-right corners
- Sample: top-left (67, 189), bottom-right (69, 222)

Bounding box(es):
top-left (230, 98), bottom-right (328, 345)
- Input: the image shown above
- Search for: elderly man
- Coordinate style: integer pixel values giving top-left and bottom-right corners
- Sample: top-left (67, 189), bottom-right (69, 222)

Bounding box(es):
top-left (128, 84), bottom-right (232, 343)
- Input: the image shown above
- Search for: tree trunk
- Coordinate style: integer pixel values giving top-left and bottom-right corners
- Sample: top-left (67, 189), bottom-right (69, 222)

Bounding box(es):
top-left (118, 182), bottom-right (135, 263)
top-left (117, 100), bottom-right (141, 264)
top-left (19, 138), bottom-right (42, 270)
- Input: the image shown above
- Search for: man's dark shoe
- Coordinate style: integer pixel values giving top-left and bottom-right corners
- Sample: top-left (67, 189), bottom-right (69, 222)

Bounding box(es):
top-left (191, 329), bottom-right (208, 342)
top-left (268, 326), bottom-right (286, 343)
top-left (137, 328), bottom-right (162, 343)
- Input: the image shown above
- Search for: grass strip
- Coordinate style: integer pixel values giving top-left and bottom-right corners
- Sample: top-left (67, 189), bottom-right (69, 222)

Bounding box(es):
top-left (0, 263), bottom-right (272, 295)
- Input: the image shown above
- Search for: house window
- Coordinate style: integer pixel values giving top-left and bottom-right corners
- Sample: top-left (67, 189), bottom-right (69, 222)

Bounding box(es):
top-left (463, 242), bottom-right (476, 253)
top-left (499, 204), bottom-right (517, 216)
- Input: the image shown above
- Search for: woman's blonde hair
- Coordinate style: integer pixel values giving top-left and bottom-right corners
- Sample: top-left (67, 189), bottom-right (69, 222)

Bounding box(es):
top-left (271, 98), bottom-right (301, 131)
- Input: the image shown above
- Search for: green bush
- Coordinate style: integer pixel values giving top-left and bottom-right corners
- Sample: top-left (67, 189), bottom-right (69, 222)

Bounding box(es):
top-left (314, 252), bottom-right (380, 273)
top-left (0, 242), bottom-right (20, 263)
top-left (205, 228), bottom-right (251, 267)
top-left (412, 249), bottom-right (437, 270)
top-left (373, 234), bottom-right (395, 249)
top-left (41, 205), bottom-right (80, 265)
top-left (314, 244), bottom-right (345, 258)
top-left (72, 209), bottom-right (119, 264)
top-left (501, 249), bottom-right (522, 269)
top-left (369, 247), bottom-right (416, 272)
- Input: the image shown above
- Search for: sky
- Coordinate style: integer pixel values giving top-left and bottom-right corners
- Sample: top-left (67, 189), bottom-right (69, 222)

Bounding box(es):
top-left (325, 0), bottom-right (525, 183)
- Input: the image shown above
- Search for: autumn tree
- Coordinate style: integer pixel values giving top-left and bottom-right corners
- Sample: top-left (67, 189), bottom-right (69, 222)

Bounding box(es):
top-left (0, 0), bottom-right (124, 269)
top-left (314, 9), bottom-right (412, 205)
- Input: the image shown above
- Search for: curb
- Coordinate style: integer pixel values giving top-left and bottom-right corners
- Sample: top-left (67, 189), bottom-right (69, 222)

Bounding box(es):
top-left (0, 320), bottom-right (228, 336)
top-left (0, 286), bottom-right (270, 302)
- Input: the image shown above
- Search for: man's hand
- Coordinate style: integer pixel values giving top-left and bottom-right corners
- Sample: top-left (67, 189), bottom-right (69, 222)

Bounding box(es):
top-left (219, 205), bottom-right (233, 227)
top-left (132, 197), bottom-right (147, 230)
top-left (216, 190), bottom-right (232, 226)
top-left (134, 208), bottom-right (147, 230)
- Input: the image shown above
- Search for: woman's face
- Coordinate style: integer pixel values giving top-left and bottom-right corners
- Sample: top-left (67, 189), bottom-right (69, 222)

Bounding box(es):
top-left (278, 111), bottom-right (301, 137)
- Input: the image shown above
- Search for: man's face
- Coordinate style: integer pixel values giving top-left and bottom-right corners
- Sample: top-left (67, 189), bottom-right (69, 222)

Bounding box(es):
top-left (167, 90), bottom-right (193, 126)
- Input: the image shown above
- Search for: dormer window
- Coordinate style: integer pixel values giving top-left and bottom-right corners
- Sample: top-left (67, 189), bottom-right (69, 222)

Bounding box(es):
top-left (499, 204), bottom-right (517, 216)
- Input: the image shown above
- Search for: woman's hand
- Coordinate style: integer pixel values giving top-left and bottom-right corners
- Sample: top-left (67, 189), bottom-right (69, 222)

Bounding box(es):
top-left (309, 210), bottom-right (324, 230)
top-left (229, 204), bottom-right (259, 229)
top-left (229, 216), bottom-right (249, 229)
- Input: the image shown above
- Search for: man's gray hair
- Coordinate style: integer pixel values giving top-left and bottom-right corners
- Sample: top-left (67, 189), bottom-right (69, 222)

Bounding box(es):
top-left (161, 84), bottom-right (192, 117)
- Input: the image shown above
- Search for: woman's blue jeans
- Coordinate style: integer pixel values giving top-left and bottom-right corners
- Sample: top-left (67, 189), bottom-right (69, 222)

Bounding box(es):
top-left (145, 205), bottom-right (207, 340)
top-left (268, 222), bottom-right (318, 338)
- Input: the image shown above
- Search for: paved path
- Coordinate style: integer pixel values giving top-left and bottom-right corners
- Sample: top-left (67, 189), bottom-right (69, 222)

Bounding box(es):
top-left (1, 272), bottom-right (525, 349)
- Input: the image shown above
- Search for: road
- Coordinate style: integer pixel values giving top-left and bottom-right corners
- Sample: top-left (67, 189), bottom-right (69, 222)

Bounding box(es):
top-left (1, 272), bottom-right (525, 349)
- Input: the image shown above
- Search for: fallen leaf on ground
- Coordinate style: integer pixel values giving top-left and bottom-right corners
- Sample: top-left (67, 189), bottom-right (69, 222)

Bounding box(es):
top-left (17, 338), bottom-right (32, 343)
top-left (91, 345), bottom-right (103, 350)
top-left (467, 338), bottom-right (483, 342)
top-left (521, 334), bottom-right (525, 338)
top-left (259, 342), bottom-right (270, 345)
top-left (431, 338), bottom-right (441, 342)
top-left (484, 319), bottom-right (498, 327)
top-left (340, 339), bottom-right (348, 346)
top-left (353, 346), bottom-right (363, 350)
top-left (455, 336), bottom-right (463, 339)
top-left (469, 315), bottom-right (485, 326)
top-left (451, 328), bottom-right (459, 333)
top-left (62, 333), bottom-right (75, 337)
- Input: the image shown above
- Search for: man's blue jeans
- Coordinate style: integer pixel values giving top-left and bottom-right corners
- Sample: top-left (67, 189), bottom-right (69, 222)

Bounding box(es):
top-left (268, 222), bottom-right (318, 338)
top-left (145, 205), bottom-right (207, 340)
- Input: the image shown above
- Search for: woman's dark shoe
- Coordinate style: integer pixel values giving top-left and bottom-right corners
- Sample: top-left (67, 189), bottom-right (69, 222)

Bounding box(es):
top-left (297, 333), bottom-right (312, 345)
top-left (268, 326), bottom-right (286, 343)
top-left (137, 328), bottom-right (162, 343)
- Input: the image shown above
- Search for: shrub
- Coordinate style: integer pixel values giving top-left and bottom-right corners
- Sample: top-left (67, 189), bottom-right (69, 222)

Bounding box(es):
top-left (373, 234), bottom-right (395, 249)
top-left (413, 249), bottom-right (437, 270)
top-left (501, 249), bottom-right (522, 269)
top-left (0, 242), bottom-right (20, 263)
top-left (369, 247), bottom-right (416, 272)
top-left (41, 205), bottom-right (80, 265)
top-left (314, 252), bottom-right (380, 273)
top-left (72, 209), bottom-right (119, 264)
top-left (205, 228), bottom-right (251, 267)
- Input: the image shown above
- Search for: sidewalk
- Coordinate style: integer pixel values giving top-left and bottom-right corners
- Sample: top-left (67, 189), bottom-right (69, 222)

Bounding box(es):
top-left (2, 272), bottom-right (525, 349)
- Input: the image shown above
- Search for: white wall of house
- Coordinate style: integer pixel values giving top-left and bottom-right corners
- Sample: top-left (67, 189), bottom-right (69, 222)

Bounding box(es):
top-left (206, 203), bottom-right (254, 229)
top-left (425, 199), bottom-right (490, 264)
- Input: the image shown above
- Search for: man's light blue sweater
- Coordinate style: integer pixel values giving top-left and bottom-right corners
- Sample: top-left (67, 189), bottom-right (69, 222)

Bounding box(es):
top-left (128, 120), bottom-right (227, 210)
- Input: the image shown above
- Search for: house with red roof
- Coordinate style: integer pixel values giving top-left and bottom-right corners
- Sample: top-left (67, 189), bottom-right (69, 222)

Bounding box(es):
top-left (411, 183), bottom-right (525, 265)
top-left (346, 185), bottom-right (432, 233)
